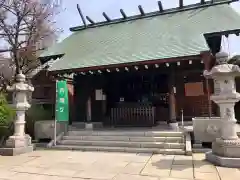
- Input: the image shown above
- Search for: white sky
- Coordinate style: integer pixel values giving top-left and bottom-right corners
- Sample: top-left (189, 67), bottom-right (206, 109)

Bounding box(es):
top-left (54, 0), bottom-right (240, 56)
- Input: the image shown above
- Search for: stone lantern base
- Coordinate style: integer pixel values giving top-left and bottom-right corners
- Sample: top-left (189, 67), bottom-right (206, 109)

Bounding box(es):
top-left (206, 138), bottom-right (240, 168)
top-left (0, 135), bottom-right (34, 156)
top-left (0, 145), bottom-right (34, 156)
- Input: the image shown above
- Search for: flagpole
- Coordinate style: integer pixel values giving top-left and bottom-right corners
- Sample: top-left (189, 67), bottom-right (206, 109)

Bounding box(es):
top-left (54, 80), bottom-right (58, 146)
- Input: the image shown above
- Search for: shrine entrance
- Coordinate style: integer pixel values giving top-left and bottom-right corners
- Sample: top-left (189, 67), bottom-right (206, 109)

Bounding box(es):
top-left (105, 71), bottom-right (169, 127)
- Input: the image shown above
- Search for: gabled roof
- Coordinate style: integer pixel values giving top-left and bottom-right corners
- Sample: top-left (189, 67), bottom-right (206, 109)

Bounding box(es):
top-left (40, 2), bottom-right (240, 72)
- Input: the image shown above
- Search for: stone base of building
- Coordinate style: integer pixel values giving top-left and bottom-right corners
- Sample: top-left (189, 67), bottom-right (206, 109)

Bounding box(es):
top-left (0, 145), bottom-right (34, 156)
top-left (206, 151), bottom-right (240, 168)
top-left (85, 123), bottom-right (93, 130)
top-left (169, 122), bottom-right (179, 130)
top-left (85, 122), bottom-right (104, 130)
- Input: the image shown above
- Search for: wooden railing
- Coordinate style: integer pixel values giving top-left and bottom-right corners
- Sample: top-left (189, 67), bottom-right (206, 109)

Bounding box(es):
top-left (110, 103), bottom-right (155, 127)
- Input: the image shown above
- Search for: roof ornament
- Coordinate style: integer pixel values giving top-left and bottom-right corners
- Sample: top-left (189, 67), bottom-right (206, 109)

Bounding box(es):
top-left (138, 5), bottom-right (145, 16)
top-left (70, 0), bottom-right (239, 32)
top-left (77, 4), bottom-right (87, 28)
top-left (120, 9), bottom-right (127, 19)
top-left (103, 12), bottom-right (111, 22)
top-left (158, 1), bottom-right (164, 12)
top-left (86, 16), bottom-right (95, 24)
top-left (179, 0), bottom-right (183, 8)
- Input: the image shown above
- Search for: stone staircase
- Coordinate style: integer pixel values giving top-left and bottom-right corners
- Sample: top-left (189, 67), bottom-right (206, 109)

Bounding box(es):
top-left (52, 129), bottom-right (187, 154)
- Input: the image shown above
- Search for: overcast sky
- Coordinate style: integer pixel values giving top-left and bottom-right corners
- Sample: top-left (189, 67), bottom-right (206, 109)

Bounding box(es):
top-left (54, 0), bottom-right (240, 56)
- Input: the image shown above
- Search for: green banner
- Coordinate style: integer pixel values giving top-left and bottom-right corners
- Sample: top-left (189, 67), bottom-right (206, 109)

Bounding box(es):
top-left (55, 80), bottom-right (69, 122)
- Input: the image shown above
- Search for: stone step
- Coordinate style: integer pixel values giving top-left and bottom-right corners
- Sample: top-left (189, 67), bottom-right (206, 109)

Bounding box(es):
top-left (52, 145), bottom-right (186, 155)
top-left (62, 135), bottom-right (184, 143)
top-left (192, 144), bottom-right (203, 148)
top-left (67, 130), bottom-right (184, 137)
top-left (192, 148), bottom-right (211, 153)
top-left (58, 140), bottom-right (185, 149)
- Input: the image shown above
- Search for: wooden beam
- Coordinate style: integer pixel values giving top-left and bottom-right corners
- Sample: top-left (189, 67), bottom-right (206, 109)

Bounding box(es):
top-left (120, 9), bottom-right (127, 19)
top-left (138, 5), bottom-right (145, 15)
top-left (102, 12), bottom-right (111, 22)
top-left (206, 78), bottom-right (212, 117)
top-left (158, 1), bottom-right (164, 12)
top-left (77, 4), bottom-right (87, 28)
top-left (86, 16), bottom-right (95, 24)
top-left (179, 0), bottom-right (183, 8)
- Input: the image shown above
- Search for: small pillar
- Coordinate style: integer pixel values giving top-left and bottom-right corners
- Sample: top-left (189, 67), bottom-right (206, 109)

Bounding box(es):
top-left (0, 73), bottom-right (34, 156)
top-left (85, 96), bottom-right (93, 130)
top-left (168, 72), bottom-right (178, 130)
top-left (204, 51), bottom-right (240, 168)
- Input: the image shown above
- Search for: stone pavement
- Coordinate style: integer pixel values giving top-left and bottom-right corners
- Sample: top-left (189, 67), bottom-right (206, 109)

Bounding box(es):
top-left (0, 150), bottom-right (240, 180)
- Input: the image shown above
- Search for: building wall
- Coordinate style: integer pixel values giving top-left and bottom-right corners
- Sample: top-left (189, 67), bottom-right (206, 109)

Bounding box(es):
top-left (175, 71), bottom-right (217, 120)
top-left (31, 71), bottom-right (74, 123)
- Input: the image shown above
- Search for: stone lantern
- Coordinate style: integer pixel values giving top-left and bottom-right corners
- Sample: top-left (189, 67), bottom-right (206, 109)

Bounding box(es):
top-left (204, 51), bottom-right (240, 167)
top-left (0, 72), bottom-right (34, 156)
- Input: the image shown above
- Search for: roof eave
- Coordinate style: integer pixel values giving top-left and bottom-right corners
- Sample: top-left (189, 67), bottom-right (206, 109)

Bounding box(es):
top-left (48, 54), bottom-right (202, 74)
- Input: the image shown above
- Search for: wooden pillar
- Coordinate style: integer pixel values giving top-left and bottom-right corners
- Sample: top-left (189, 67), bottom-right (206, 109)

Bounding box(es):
top-left (86, 96), bottom-right (92, 122)
top-left (201, 51), bottom-right (214, 117)
top-left (206, 78), bottom-right (212, 117)
top-left (168, 71), bottom-right (177, 124)
top-left (200, 51), bottom-right (215, 71)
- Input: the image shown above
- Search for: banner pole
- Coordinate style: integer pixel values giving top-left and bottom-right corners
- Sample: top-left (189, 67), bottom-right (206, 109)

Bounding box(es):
top-left (54, 116), bottom-right (57, 146)
top-left (54, 80), bottom-right (58, 146)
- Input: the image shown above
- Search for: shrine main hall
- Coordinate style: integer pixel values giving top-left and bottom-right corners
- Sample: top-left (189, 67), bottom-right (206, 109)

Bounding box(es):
top-left (39, 0), bottom-right (240, 128)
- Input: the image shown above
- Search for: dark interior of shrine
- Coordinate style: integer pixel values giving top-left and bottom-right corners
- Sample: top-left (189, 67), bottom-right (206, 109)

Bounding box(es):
top-left (103, 71), bottom-right (170, 126)
top-left (105, 71), bottom-right (169, 108)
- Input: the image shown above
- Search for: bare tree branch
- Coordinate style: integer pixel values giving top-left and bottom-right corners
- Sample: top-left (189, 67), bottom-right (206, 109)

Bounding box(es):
top-left (0, 0), bottom-right (61, 87)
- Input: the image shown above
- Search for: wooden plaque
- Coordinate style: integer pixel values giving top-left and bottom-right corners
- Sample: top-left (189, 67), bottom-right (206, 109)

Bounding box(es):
top-left (184, 82), bottom-right (204, 96)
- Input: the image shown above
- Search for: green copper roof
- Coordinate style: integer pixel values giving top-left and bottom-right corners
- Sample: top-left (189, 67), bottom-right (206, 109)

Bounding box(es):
top-left (41, 4), bottom-right (240, 72)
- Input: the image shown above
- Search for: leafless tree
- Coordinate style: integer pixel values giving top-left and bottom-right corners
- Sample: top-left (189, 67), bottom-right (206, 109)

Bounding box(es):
top-left (0, 0), bottom-right (61, 80)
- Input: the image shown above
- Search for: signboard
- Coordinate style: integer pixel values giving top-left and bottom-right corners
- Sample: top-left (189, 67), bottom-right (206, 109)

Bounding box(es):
top-left (185, 82), bottom-right (204, 97)
top-left (95, 89), bottom-right (103, 100)
top-left (55, 80), bottom-right (69, 122)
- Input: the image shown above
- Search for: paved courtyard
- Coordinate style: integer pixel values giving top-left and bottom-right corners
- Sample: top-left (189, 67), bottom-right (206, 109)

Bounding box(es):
top-left (0, 150), bottom-right (239, 180)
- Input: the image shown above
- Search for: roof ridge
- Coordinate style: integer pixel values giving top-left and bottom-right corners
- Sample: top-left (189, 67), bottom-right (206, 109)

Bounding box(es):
top-left (70, 0), bottom-right (238, 32)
